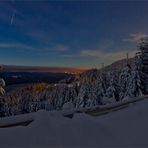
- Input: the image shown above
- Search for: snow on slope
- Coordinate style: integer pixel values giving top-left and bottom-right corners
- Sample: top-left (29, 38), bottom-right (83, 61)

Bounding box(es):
top-left (0, 98), bottom-right (148, 147)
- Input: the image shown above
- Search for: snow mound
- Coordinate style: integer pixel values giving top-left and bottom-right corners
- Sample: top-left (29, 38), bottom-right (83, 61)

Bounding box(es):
top-left (62, 101), bottom-right (75, 116)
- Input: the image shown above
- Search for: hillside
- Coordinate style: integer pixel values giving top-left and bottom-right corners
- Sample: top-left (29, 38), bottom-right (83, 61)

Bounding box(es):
top-left (80, 57), bottom-right (134, 78)
top-left (1, 57), bottom-right (137, 117)
top-left (61, 58), bottom-right (135, 84)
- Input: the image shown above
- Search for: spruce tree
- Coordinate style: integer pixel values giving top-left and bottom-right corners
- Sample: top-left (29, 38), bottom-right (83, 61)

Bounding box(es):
top-left (76, 81), bottom-right (90, 108)
top-left (105, 71), bottom-right (119, 101)
top-left (125, 57), bottom-right (143, 98)
top-left (126, 38), bottom-right (148, 97)
top-left (135, 38), bottom-right (148, 94)
top-left (119, 63), bottom-right (132, 100)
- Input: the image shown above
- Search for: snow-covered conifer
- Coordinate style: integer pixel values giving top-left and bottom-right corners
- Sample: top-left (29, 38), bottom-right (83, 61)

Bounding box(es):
top-left (119, 64), bottom-right (132, 100)
top-left (76, 82), bottom-right (91, 108)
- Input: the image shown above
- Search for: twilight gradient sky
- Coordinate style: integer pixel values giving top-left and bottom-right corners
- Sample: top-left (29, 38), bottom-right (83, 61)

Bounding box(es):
top-left (0, 1), bottom-right (148, 68)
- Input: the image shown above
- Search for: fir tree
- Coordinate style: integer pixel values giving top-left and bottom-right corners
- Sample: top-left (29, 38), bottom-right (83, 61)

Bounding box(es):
top-left (76, 81), bottom-right (90, 108)
top-left (105, 71), bottom-right (119, 101)
top-left (119, 64), bottom-right (132, 100)
top-left (125, 57), bottom-right (143, 98)
top-left (135, 38), bottom-right (148, 94)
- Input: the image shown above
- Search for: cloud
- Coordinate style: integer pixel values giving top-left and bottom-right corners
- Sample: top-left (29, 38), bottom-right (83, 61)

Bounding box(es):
top-left (26, 30), bottom-right (69, 52)
top-left (123, 33), bottom-right (148, 42)
top-left (37, 45), bottom-right (69, 55)
top-left (61, 38), bottom-right (136, 65)
top-left (53, 45), bottom-right (69, 52)
top-left (61, 48), bottom-right (136, 64)
top-left (27, 30), bottom-right (51, 44)
top-left (0, 42), bottom-right (68, 51)
top-left (60, 54), bottom-right (77, 58)
top-left (0, 43), bottom-right (34, 50)
top-left (79, 49), bottom-right (136, 64)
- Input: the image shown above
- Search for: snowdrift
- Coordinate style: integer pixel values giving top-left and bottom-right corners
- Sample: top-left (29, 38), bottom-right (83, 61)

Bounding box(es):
top-left (0, 96), bottom-right (148, 147)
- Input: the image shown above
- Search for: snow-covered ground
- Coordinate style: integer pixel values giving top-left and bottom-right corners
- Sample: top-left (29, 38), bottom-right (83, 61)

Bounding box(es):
top-left (0, 98), bottom-right (148, 147)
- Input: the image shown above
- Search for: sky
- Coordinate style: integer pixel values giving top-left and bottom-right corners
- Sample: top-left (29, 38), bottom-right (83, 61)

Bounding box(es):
top-left (0, 1), bottom-right (148, 69)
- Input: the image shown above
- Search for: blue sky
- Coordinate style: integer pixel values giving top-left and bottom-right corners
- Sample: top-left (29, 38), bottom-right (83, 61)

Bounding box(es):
top-left (0, 1), bottom-right (148, 68)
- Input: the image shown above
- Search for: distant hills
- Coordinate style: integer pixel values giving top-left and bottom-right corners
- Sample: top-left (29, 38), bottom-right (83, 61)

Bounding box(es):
top-left (0, 65), bottom-right (87, 74)
top-left (0, 57), bottom-right (135, 74)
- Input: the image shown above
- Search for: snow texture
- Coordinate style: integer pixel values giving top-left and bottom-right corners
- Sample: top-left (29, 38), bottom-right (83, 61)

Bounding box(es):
top-left (0, 96), bottom-right (148, 147)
